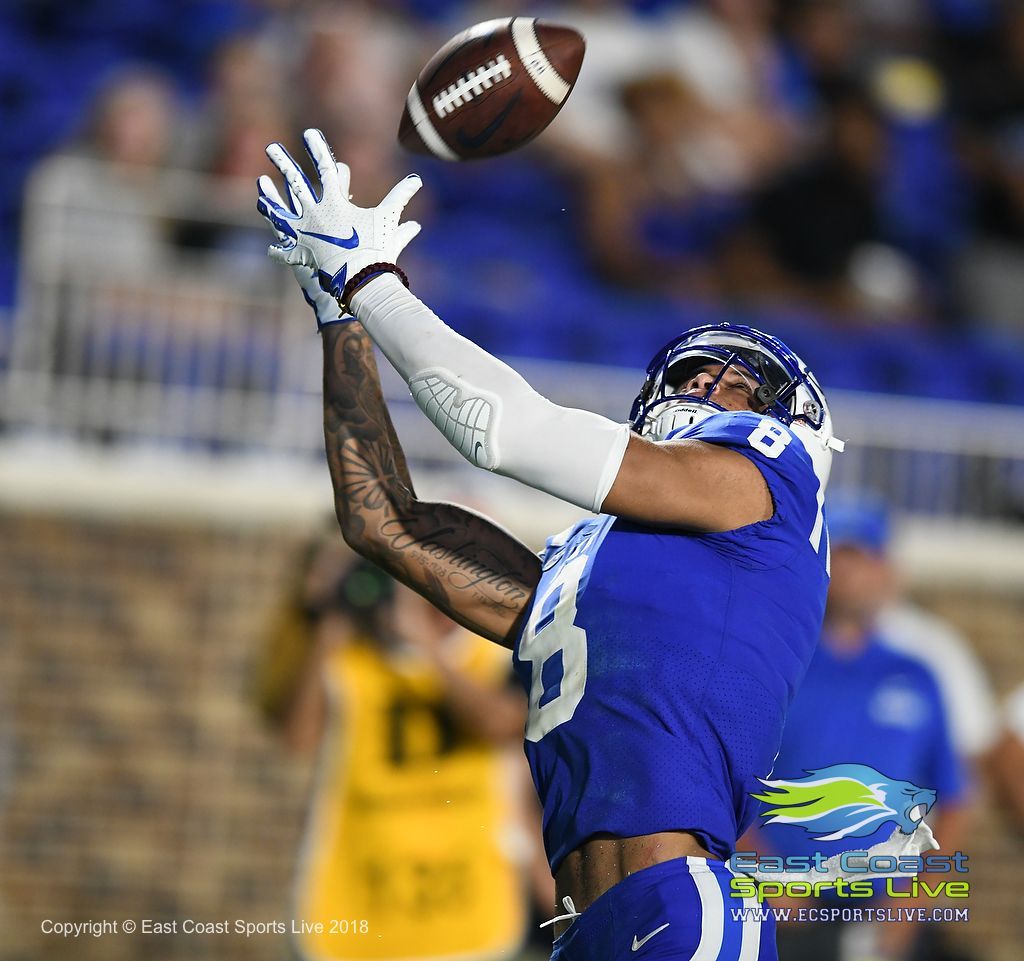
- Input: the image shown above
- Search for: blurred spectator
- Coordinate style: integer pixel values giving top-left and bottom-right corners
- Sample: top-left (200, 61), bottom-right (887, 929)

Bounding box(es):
top-left (778, 0), bottom-right (863, 108)
top-left (90, 68), bottom-right (179, 169)
top-left (184, 103), bottom-right (293, 270)
top-left (853, 0), bottom-right (935, 54)
top-left (293, 5), bottom-right (415, 204)
top-left (549, 0), bottom-right (797, 172)
top-left (568, 49), bottom-right (798, 297)
top-left (189, 35), bottom-right (289, 185)
top-left (950, 1), bottom-right (1024, 333)
top-left (256, 543), bottom-right (546, 961)
top-left (822, 497), bottom-right (1002, 772)
top-left (0, 0), bottom-right (253, 304)
top-left (27, 67), bottom-right (180, 279)
top-left (738, 77), bottom-right (934, 318)
top-left (178, 36), bottom-right (292, 266)
top-left (992, 683), bottom-right (1024, 832)
top-left (872, 59), bottom-right (968, 311)
top-left (752, 496), bottom-right (971, 961)
top-left (877, 606), bottom-right (1000, 771)
top-left (574, 70), bottom-right (750, 295)
top-left (740, 79), bottom-right (888, 310)
top-left (538, 0), bottom-right (666, 157)
top-left (7, 0), bottom-right (1024, 406)
top-left (667, 0), bottom-right (806, 139)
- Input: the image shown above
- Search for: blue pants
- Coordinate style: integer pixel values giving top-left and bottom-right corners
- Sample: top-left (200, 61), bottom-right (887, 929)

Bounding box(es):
top-left (550, 857), bottom-right (777, 961)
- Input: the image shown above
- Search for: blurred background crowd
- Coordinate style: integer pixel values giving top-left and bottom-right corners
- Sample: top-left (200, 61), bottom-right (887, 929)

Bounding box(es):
top-left (3, 0), bottom-right (1024, 391)
top-left (3, 3), bottom-right (1024, 961)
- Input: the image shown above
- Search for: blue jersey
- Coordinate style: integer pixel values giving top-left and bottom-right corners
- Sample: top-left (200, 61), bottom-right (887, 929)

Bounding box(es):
top-left (757, 636), bottom-right (965, 870)
top-left (513, 411), bottom-right (830, 872)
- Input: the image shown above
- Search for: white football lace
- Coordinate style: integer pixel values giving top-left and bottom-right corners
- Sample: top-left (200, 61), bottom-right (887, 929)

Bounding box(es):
top-left (538, 895), bottom-right (582, 929)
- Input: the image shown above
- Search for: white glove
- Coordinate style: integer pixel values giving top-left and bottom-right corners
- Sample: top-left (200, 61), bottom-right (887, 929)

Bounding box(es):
top-left (256, 175), bottom-right (350, 330)
top-left (258, 128), bottom-right (422, 303)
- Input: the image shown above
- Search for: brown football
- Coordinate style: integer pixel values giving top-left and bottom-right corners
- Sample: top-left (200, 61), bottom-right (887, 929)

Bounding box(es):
top-left (398, 17), bottom-right (585, 161)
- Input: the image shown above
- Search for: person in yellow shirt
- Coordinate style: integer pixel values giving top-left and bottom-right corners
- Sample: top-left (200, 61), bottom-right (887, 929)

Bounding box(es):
top-left (259, 543), bottom-right (545, 961)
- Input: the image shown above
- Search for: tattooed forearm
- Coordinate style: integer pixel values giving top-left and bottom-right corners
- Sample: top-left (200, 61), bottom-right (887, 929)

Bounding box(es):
top-left (323, 324), bottom-right (413, 505)
top-left (321, 322), bottom-right (540, 646)
top-left (380, 517), bottom-right (531, 600)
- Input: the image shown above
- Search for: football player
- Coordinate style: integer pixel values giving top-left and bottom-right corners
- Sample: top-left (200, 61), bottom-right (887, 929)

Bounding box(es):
top-left (257, 129), bottom-right (843, 961)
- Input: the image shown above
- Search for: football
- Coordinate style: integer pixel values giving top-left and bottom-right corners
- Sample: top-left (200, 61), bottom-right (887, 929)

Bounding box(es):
top-left (398, 17), bottom-right (585, 161)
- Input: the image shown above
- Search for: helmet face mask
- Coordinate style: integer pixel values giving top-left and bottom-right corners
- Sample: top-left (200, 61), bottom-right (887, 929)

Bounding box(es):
top-left (629, 324), bottom-right (841, 486)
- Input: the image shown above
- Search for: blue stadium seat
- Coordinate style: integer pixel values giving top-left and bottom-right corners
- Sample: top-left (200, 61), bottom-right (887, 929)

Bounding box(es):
top-left (421, 153), bottom-right (577, 230)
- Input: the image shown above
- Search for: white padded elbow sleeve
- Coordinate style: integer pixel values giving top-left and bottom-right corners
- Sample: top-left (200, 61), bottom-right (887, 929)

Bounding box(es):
top-left (351, 276), bottom-right (631, 513)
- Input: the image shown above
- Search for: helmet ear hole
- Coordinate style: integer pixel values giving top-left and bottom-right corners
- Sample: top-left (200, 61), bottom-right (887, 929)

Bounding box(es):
top-left (754, 384), bottom-right (778, 408)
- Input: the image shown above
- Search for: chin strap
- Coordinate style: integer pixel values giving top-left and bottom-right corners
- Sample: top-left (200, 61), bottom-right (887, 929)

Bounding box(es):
top-left (655, 401), bottom-right (720, 442)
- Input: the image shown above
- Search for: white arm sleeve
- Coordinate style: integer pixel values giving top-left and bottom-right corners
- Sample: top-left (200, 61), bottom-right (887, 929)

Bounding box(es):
top-left (350, 275), bottom-right (631, 512)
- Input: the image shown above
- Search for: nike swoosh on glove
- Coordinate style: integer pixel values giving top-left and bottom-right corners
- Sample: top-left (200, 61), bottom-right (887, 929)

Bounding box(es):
top-left (256, 173), bottom-right (418, 332)
top-left (256, 128), bottom-right (421, 301)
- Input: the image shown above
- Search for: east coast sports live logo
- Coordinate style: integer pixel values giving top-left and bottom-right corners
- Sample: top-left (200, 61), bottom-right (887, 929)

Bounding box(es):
top-left (728, 764), bottom-right (970, 902)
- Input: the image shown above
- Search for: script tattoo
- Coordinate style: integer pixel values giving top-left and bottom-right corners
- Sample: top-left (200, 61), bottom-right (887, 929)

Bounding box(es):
top-left (321, 322), bottom-right (539, 646)
top-left (380, 519), bottom-right (532, 599)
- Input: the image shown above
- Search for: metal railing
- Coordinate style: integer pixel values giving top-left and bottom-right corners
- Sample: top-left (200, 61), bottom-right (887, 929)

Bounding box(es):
top-left (5, 157), bottom-right (1024, 520)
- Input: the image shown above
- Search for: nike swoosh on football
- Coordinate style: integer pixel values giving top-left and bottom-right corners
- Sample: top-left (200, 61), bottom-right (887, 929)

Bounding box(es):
top-left (299, 228), bottom-right (360, 249)
top-left (631, 923), bottom-right (670, 951)
top-left (455, 90), bottom-right (523, 151)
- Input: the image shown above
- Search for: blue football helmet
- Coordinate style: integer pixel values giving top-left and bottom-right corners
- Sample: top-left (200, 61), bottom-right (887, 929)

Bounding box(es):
top-left (629, 324), bottom-right (843, 486)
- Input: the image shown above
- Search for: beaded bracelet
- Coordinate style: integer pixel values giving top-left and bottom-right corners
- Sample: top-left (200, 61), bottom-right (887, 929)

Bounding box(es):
top-left (338, 263), bottom-right (410, 313)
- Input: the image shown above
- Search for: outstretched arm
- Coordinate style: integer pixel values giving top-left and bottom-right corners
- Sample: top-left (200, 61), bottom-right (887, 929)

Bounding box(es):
top-left (351, 276), bottom-right (771, 530)
top-left (260, 128), bottom-right (771, 532)
top-left (322, 321), bottom-right (541, 648)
